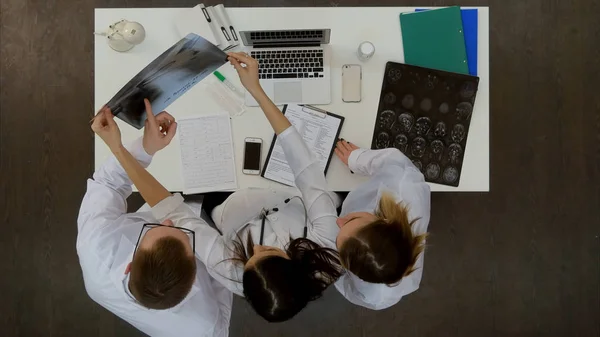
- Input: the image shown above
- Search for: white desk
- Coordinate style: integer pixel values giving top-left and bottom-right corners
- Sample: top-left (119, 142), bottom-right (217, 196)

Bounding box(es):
top-left (95, 7), bottom-right (489, 192)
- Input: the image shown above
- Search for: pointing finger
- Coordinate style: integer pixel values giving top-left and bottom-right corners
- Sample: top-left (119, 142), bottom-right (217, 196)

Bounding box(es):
top-left (144, 99), bottom-right (157, 127)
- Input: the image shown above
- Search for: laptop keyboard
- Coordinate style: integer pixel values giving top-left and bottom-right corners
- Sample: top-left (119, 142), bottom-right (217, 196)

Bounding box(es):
top-left (250, 49), bottom-right (325, 80)
top-left (249, 30), bottom-right (324, 41)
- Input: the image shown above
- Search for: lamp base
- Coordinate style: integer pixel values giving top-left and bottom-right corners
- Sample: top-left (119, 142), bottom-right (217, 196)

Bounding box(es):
top-left (107, 36), bottom-right (134, 52)
top-left (105, 23), bottom-right (135, 52)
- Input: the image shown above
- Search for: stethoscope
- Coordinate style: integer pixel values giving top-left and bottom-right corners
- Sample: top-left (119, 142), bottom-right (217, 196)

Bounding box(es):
top-left (258, 196), bottom-right (308, 245)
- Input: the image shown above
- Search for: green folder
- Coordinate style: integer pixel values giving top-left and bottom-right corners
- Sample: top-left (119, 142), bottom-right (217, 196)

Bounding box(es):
top-left (400, 6), bottom-right (469, 74)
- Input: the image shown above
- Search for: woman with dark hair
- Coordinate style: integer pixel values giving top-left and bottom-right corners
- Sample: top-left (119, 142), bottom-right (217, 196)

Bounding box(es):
top-left (228, 236), bottom-right (341, 322)
top-left (183, 52), bottom-right (342, 322)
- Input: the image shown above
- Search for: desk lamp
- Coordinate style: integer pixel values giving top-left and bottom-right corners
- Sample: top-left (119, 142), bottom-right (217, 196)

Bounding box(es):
top-left (96, 20), bottom-right (146, 52)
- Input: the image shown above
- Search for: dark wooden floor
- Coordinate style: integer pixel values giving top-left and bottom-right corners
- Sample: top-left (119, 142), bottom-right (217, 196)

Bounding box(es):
top-left (1, 0), bottom-right (599, 336)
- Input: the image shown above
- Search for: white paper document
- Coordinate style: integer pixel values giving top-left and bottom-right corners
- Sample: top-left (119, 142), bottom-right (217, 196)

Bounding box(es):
top-left (178, 113), bottom-right (238, 194)
top-left (263, 104), bottom-right (344, 187)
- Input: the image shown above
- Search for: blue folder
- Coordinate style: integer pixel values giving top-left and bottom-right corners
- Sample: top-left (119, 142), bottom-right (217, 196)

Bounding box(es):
top-left (416, 8), bottom-right (478, 76)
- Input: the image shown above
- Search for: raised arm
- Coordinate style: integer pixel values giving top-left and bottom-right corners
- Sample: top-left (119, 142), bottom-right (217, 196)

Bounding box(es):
top-left (77, 136), bottom-right (152, 247)
top-left (227, 52), bottom-right (291, 135)
top-left (276, 127), bottom-right (340, 248)
top-left (78, 104), bottom-right (167, 246)
top-left (227, 52), bottom-right (339, 248)
top-left (91, 102), bottom-right (177, 207)
top-left (335, 139), bottom-right (416, 177)
top-left (92, 106), bottom-right (239, 286)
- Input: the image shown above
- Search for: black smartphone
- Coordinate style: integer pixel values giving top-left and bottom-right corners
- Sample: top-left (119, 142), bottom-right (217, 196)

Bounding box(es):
top-left (243, 137), bottom-right (262, 175)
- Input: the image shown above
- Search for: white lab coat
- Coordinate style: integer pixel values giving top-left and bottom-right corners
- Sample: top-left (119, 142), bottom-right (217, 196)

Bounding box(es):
top-left (334, 148), bottom-right (431, 310)
top-left (77, 138), bottom-right (232, 337)
top-left (156, 126), bottom-right (341, 296)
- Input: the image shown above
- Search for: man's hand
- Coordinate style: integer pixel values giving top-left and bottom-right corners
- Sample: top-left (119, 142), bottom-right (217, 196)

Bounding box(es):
top-left (227, 52), bottom-right (263, 96)
top-left (142, 99), bottom-right (177, 155)
top-left (334, 139), bottom-right (359, 167)
top-left (91, 106), bottom-right (122, 152)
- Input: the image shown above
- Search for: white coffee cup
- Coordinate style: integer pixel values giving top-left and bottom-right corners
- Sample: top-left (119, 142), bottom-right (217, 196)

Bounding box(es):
top-left (357, 41), bottom-right (375, 61)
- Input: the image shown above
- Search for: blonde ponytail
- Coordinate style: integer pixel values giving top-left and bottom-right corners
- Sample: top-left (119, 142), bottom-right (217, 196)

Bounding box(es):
top-left (339, 192), bottom-right (428, 284)
top-left (375, 192), bottom-right (427, 276)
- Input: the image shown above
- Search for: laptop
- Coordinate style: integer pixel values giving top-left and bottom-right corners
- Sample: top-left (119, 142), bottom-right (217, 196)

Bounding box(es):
top-left (239, 29), bottom-right (332, 106)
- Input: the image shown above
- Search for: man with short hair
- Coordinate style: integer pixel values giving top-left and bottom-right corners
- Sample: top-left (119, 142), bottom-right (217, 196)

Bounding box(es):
top-left (77, 102), bottom-right (232, 336)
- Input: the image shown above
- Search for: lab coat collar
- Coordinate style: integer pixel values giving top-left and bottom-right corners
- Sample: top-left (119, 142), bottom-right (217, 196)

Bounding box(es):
top-left (109, 234), bottom-right (201, 311)
top-left (263, 199), bottom-right (299, 246)
top-left (342, 182), bottom-right (399, 217)
top-left (231, 198), bottom-right (295, 248)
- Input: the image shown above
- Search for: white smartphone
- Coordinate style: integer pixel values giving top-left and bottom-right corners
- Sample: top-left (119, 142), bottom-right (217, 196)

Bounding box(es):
top-left (243, 137), bottom-right (262, 175)
top-left (342, 64), bottom-right (362, 103)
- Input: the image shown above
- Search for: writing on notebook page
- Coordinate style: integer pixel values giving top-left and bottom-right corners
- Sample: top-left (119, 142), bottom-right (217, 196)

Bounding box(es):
top-left (178, 114), bottom-right (237, 194)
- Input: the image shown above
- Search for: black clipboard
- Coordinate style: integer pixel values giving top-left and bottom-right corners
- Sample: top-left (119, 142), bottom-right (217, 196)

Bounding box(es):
top-left (261, 104), bottom-right (345, 185)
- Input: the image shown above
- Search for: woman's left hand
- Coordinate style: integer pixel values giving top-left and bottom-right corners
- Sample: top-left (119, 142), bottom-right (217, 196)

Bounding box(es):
top-left (91, 106), bottom-right (122, 152)
top-left (334, 139), bottom-right (359, 167)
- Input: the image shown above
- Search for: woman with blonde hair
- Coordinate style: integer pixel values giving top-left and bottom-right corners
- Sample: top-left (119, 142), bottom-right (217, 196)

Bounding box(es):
top-left (333, 139), bottom-right (430, 310)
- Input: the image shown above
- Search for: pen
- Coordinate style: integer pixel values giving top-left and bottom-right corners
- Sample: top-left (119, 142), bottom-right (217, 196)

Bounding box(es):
top-left (213, 71), bottom-right (239, 94)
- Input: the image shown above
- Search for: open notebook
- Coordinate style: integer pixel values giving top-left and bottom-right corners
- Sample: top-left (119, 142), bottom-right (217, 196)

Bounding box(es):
top-left (178, 113), bottom-right (237, 194)
top-left (262, 104), bottom-right (344, 187)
